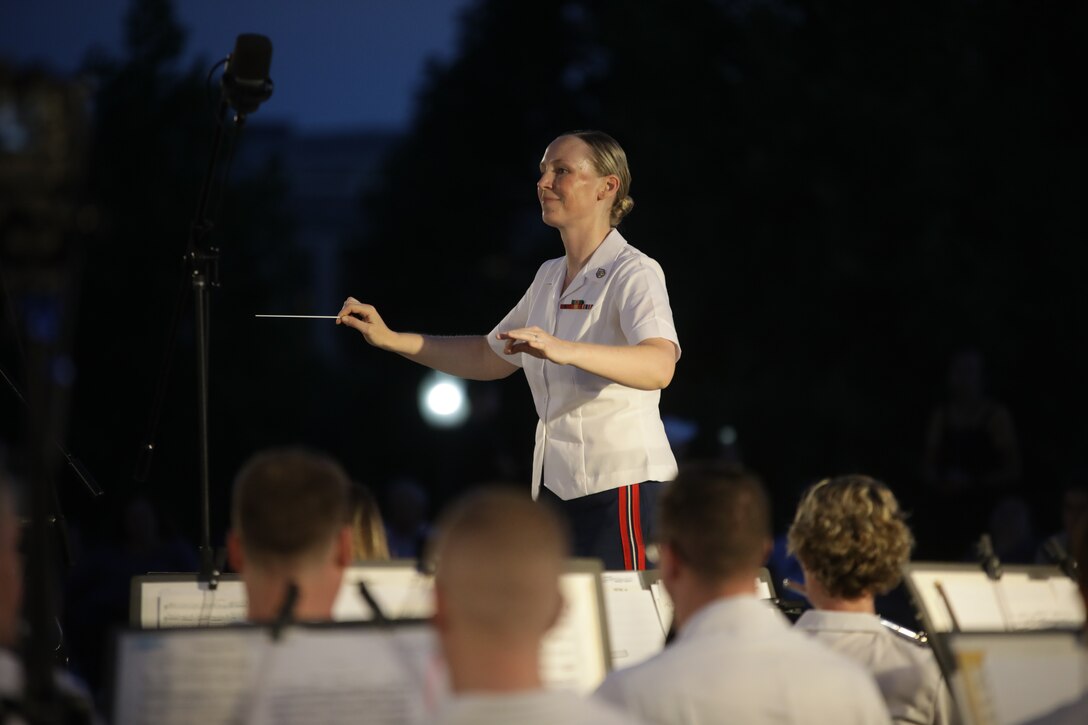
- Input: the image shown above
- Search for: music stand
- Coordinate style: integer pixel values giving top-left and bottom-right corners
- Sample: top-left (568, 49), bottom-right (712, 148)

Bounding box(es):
top-left (902, 561), bottom-right (1086, 725)
top-left (107, 619), bottom-right (437, 725)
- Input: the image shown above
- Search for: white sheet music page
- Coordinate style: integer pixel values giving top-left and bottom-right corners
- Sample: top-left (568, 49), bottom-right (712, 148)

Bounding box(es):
top-left (540, 571), bottom-right (609, 694)
top-left (949, 633), bottom-right (1086, 725)
top-left (113, 626), bottom-right (442, 725)
top-left (113, 628), bottom-right (261, 725)
top-left (147, 581), bottom-right (247, 628)
top-left (997, 573), bottom-right (1085, 630)
top-left (601, 572), bottom-right (666, 670)
top-left (937, 576), bottom-right (1007, 631)
top-left (649, 581), bottom-right (674, 633)
top-left (333, 566), bottom-right (435, 621)
top-left (245, 627), bottom-right (437, 725)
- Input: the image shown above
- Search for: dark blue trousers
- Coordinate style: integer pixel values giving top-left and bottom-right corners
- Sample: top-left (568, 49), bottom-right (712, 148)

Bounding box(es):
top-left (539, 481), bottom-right (665, 571)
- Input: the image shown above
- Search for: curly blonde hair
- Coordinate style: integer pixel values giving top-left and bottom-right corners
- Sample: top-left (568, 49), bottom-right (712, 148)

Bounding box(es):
top-left (787, 475), bottom-right (914, 599)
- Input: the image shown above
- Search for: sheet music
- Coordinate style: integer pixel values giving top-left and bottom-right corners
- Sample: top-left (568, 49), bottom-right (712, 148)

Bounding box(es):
top-left (157, 590), bottom-right (248, 628)
top-left (997, 574), bottom-right (1086, 630)
top-left (540, 572), bottom-right (609, 693)
top-left (244, 628), bottom-right (437, 725)
top-left (939, 577), bottom-right (1007, 631)
top-left (602, 589), bottom-right (666, 670)
top-left (650, 581), bottom-right (674, 633)
top-left (600, 571), bottom-right (643, 593)
top-left (947, 633), bottom-right (1086, 725)
top-left (333, 567), bottom-right (435, 621)
top-left (112, 625), bottom-right (439, 725)
top-left (134, 563), bottom-right (613, 695)
top-left (906, 564), bottom-right (1083, 635)
top-left (113, 628), bottom-right (262, 724)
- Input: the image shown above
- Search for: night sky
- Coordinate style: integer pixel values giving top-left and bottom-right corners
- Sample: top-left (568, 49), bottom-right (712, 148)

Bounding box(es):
top-left (1, 0), bottom-right (472, 131)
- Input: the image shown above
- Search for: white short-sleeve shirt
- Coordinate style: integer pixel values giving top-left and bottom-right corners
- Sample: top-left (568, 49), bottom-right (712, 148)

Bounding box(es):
top-left (794, 609), bottom-right (954, 725)
top-left (487, 228), bottom-right (680, 500)
top-left (594, 596), bottom-right (893, 725)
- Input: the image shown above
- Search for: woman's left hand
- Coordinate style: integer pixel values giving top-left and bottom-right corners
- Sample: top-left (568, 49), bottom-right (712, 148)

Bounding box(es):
top-left (497, 326), bottom-right (575, 365)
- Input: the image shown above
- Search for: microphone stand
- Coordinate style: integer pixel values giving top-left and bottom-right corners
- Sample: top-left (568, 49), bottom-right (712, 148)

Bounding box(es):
top-left (137, 87), bottom-right (246, 590)
top-left (135, 38), bottom-right (270, 591)
top-left (188, 96), bottom-right (249, 590)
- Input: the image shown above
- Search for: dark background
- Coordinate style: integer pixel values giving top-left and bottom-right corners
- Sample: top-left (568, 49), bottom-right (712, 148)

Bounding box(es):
top-left (2, 0), bottom-right (1086, 697)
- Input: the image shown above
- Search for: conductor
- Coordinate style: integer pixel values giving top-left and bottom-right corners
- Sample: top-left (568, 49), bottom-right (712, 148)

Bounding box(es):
top-left (338, 130), bottom-right (680, 570)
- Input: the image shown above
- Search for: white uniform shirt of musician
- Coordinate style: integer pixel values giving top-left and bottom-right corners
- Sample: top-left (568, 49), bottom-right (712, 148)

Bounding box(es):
top-left (794, 609), bottom-right (954, 725)
top-left (487, 227), bottom-right (680, 499)
top-left (595, 595), bottom-right (891, 725)
top-left (438, 689), bottom-right (644, 725)
top-left (593, 467), bottom-right (891, 725)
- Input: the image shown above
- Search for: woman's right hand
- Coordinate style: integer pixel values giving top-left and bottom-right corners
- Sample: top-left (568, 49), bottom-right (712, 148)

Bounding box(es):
top-left (336, 297), bottom-right (401, 351)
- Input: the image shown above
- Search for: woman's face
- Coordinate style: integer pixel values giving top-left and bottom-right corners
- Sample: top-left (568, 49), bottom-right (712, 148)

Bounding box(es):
top-left (537, 135), bottom-right (614, 231)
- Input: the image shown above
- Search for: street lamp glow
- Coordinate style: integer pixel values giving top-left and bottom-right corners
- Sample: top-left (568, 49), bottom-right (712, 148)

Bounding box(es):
top-left (419, 372), bottom-right (470, 427)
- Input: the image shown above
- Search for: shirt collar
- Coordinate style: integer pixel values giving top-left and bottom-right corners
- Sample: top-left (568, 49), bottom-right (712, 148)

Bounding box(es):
top-left (677, 594), bottom-right (786, 642)
top-left (561, 227), bottom-right (627, 296)
top-left (794, 609), bottom-right (887, 634)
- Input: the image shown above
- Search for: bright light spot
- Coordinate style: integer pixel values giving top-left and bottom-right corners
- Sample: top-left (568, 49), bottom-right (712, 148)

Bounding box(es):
top-left (427, 382), bottom-right (462, 416)
top-left (419, 372), bottom-right (470, 428)
top-left (718, 426), bottom-right (738, 446)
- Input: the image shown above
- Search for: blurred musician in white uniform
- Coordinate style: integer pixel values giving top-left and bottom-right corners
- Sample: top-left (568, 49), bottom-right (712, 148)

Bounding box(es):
top-left (431, 487), bottom-right (642, 725)
top-left (787, 474), bottom-right (955, 725)
top-left (594, 462), bottom-right (890, 724)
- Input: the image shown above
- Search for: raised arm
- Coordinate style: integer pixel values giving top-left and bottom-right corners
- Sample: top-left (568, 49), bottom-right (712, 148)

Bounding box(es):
top-left (497, 327), bottom-right (676, 390)
top-left (337, 297), bottom-right (518, 381)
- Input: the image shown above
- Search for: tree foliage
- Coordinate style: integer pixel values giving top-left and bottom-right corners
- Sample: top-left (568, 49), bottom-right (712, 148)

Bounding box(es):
top-left (346, 0), bottom-right (1088, 522)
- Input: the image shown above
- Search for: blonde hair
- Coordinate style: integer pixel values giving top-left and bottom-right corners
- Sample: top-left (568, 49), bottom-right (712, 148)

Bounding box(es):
top-left (787, 474), bottom-right (914, 599)
top-left (350, 481), bottom-right (390, 561)
top-left (564, 129), bottom-right (634, 227)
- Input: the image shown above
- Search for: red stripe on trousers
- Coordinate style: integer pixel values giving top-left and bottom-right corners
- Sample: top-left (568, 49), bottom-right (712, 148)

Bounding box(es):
top-left (618, 486), bottom-right (633, 570)
top-left (632, 483), bottom-right (646, 570)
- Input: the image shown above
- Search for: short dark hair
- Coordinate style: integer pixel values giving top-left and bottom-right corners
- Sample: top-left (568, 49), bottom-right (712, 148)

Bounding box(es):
top-left (658, 461), bottom-right (771, 583)
top-left (232, 447), bottom-right (351, 568)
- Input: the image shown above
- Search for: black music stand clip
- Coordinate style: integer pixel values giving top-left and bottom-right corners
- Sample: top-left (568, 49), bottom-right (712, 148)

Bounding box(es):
top-left (975, 534), bottom-right (1003, 581)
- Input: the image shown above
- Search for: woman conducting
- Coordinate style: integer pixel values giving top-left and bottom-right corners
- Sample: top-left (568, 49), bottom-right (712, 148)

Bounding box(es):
top-left (787, 475), bottom-right (954, 725)
top-left (337, 130), bottom-right (680, 571)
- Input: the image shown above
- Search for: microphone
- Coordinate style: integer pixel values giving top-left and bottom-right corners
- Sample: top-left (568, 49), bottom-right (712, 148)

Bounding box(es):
top-left (221, 34), bottom-right (273, 116)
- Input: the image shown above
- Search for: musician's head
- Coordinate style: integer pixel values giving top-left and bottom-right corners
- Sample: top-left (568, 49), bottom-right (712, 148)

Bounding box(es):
top-left (0, 473), bottom-right (21, 648)
top-left (432, 485), bottom-right (567, 684)
top-left (788, 474), bottom-right (913, 604)
top-left (227, 447), bottom-right (353, 622)
top-left (657, 462), bottom-right (772, 625)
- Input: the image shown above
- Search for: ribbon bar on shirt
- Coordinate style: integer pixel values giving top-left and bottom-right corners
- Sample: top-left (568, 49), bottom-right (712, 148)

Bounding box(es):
top-left (560, 300), bottom-right (594, 310)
